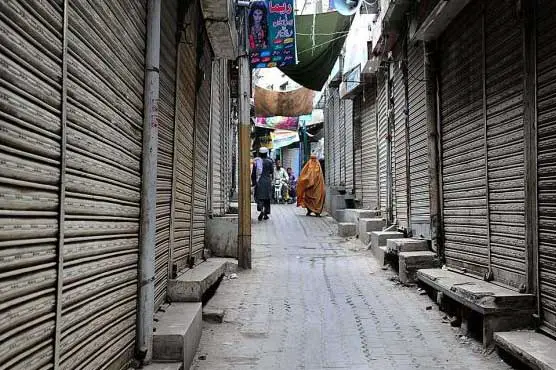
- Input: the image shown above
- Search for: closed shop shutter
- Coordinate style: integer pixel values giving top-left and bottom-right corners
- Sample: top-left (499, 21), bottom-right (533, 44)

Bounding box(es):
top-left (324, 100), bottom-right (332, 185)
top-left (0, 1), bottom-right (63, 367)
top-left (484, 0), bottom-right (525, 289)
top-left (407, 41), bottom-right (430, 239)
top-left (339, 99), bottom-right (346, 186)
top-left (440, 1), bottom-right (487, 277)
top-left (344, 99), bottom-right (354, 193)
top-left (62, 0), bottom-right (145, 368)
top-left (332, 89), bottom-right (342, 187)
top-left (353, 96), bottom-right (363, 202)
top-left (282, 148), bottom-right (299, 176)
top-left (210, 60), bottom-right (223, 216)
top-left (360, 88), bottom-right (378, 210)
top-left (172, 5), bottom-right (198, 271)
top-left (191, 34), bottom-right (212, 260)
top-left (155, 0), bottom-right (178, 311)
top-left (377, 74), bottom-right (389, 217)
top-left (537, 0), bottom-right (556, 333)
top-left (393, 48), bottom-right (409, 230)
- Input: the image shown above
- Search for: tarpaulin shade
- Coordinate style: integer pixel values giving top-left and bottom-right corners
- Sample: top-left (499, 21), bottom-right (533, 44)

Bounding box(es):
top-left (279, 12), bottom-right (352, 91)
top-left (254, 86), bottom-right (314, 117)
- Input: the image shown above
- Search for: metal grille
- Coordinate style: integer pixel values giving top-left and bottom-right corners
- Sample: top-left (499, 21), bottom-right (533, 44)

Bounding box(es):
top-left (360, 88), bottom-right (378, 210)
top-left (440, 1), bottom-right (487, 277)
top-left (191, 35), bottom-right (212, 259)
top-left (344, 99), bottom-right (354, 193)
top-left (377, 74), bottom-right (389, 215)
top-left (407, 41), bottom-right (430, 239)
top-left (155, 0), bottom-right (178, 311)
top-left (485, 0), bottom-right (525, 289)
top-left (393, 54), bottom-right (408, 230)
top-left (353, 96), bottom-right (363, 202)
top-left (172, 6), bottom-right (198, 271)
top-left (331, 89), bottom-right (342, 187)
top-left (537, 0), bottom-right (556, 333)
top-left (210, 60), bottom-right (224, 216)
top-left (62, 0), bottom-right (146, 368)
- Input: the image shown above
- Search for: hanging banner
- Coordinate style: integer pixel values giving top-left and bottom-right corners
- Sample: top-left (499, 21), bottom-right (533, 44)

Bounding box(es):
top-left (249, 0), bottom-right (297, 68)
top-left (254, 86), bottom-right (314, 117)
top-left (271, 129), bottom-right (300, 149)
top-left (255, 116), bottom-right (299, 131)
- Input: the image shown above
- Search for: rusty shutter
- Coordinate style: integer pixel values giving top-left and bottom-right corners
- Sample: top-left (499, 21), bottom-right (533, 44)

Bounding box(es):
top-left (155, 0), bottom-right (178, 311)
top-left (344, 99), bottom-right (354, 193)
top-left (360, 88), bottom-right (378, 210)
top-left (353, 96), bottom-right (363, 202)
top-left (0, 1), bottom-right (63, 367)
top-left (393, 47), bottom-right (409, 230)
top-left (62, 0), bottom-right (145, 368)
top-left (210, 60), bottom-right (224, 216)
top-left (537, 0), bottom-right (556, 333)
top-left (484, 0), bottom-right (525, 289)
top-left (407, 41), bottom-right (430, 239)
top-left (191, 33), bottom-right (212, 260)
top-left (377, 74), bottom-right (389, 218)
top-left (172, 5), bottom-right (198, 271)
top-left (440, 1), bottom-right (487, 277)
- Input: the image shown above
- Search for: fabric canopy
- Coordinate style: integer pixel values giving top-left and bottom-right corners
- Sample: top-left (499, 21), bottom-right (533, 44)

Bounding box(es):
top-left (279, 12), bottom-right (353, 91)
top-left (254, 86), bottom-right (314, 117)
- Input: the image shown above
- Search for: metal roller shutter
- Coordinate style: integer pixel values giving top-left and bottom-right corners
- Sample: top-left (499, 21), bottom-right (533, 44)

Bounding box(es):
top-left (360, 88), bottom-right (378, 210)
top-left (191, 34), bottom-right (212, 260)
top-left (62, 0), bottom-right (145, 368)
top-left (353, 96), bottom-right (363, 202)
top-left (344, 99), bottom-right (354, 193)
top-left (0, 1), bottom-right (63, 368)
top-left (484, 0), bottom-right (525, 289)
top-left (210, 60), bottom-right (223, 216)
top-left (440, 1), bottom-right (486, 277)
top-left (155, 0), bottom-right (178, 311)
top-left (407, 41), bottom-right (430, 239)
top-left (332, 90), bottom-right (341, 187)
top-left (172, 5), bottom-right (198, 271)
top-left (339, 98), bottom-right (346, 188)
top-left (377, 74), bottom-right (389, 217)
top-left (537, 0), bottom-right (556, 334)
top-left (223, 68), bottom-right (232, 213)
top-left (393, 49), bottom-right (408, 230)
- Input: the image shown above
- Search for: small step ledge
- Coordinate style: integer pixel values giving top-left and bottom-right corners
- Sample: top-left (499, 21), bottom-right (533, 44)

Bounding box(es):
top-left (495, 330), bottom-right (556, 370)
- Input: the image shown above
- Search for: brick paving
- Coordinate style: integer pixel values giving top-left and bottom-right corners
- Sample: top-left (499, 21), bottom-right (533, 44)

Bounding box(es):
top-left (191, 205), bottom-right (513, 369)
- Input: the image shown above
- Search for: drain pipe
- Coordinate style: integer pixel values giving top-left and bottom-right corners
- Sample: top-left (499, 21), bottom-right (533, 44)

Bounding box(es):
top-left (137, 0), bottom-right (160, 364)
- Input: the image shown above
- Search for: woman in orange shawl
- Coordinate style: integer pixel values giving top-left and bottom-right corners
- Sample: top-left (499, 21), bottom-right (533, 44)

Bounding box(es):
top-left (296, 155), bottom-right (325, 216)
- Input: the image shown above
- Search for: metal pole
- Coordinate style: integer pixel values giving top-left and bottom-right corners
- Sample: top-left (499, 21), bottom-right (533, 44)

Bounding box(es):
top-left (137, 0), bottom-right (160, 363)
top-left (424, 42), bottom-right (441, 257)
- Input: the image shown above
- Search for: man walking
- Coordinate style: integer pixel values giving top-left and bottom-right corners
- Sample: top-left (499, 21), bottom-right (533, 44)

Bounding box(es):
top-left (251, 147), bottom-right (273, 220)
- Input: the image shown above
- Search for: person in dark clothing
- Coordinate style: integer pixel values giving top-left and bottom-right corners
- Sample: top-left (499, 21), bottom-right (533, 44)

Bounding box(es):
top-left (251, 147), bottom-right (274, 221)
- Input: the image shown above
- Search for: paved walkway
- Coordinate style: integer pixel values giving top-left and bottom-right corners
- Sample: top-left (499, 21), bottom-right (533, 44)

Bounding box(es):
top-left (192, 205), bottom-right (512, 369)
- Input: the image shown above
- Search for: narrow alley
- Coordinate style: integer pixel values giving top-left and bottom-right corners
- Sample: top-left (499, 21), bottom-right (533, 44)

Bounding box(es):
top-left (192, 205), bottom-right (511, 370)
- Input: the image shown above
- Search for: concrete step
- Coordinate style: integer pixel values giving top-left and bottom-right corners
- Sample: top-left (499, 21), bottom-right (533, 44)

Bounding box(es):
top-left (137, 363), bottom-right (184, 370)
top-left (494, 330), bottom-right (556, 370)
top-left (386, 238), bottom-right (429, 254)
top-left (358, 218), bottom-right (386, 244)
top-left (341, 209), bottom-right (380, 223)
top-left (338, 222), bottom-right (357, 237)
top-left (372, 246), bottom-right (389, 266)
top-left (369, 231), bottom-right (404, 249)
top-left (398, 251), bottom-right (437, 284)
top-left (153, 303), bottom-right (202, 369)
top-left (168, 258), bottom-right (237, 302)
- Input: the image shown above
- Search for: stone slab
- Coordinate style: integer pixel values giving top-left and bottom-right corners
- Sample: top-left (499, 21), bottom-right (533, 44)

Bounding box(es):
top-left (205, 216), bottom-right (238, 258)
top-left (398, 251), bottom-right (437, 284)
top-left (372, 246), bottom-right (389, 266)
top-left (342, 209), bottom-right (379, 224)
top-left (168, 258), bottom-right (238, 302)
top-left (495, 330), bottom-right (556, 370)
top-left (153, 302), bottom-right (202, 369)
top-left (328, 194), bottom-right (346, 221)
top-left (358, 218), bottom-right (386, 242)
top-left (417, 268), bottom-right (535, 314)
top-left (203, 307), bottom-right (225, 323)
top-left (228, 202), bottom-right (238, 214)
top-left (386, 238), bottom-right (429, 254)
top-left (338, 222), bottom-right (357, 237)
top-left (369, 231), bottom-right (404, 249)
top-left (140, 363), bottom-right (183, 370)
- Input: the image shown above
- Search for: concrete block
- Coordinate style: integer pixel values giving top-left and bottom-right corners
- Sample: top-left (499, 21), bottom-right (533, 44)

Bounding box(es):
top-left (140, 363), bottom-right (183, 370)
top-left (372, 246), bottom-right (389, 266)
top-left (328, 194), bottom-right (346, 221)
top-left (168, 258), bottom-right (238, 302)
top-left (228, 202), bottom-right (238, 214)
top-left (343, 209), bottom-right (379, 224)
top-left (398, 251), bottom-right (437, 284)
top-left (358, 218), bottom-right (386, 242)
top-left (338, 222), bottom-right (357, 237)
top-left (369, 231), bottom-right (404, 249)
top-left (495, 330), bottom-right (556, 370)
top-left (205, 216), bottom-right (238, 258)
top-left (153, 302), bottom-right (202, 369)
top-left (203, 307), bottom-right (225, 323)
top-left (386, 238), bottom-right (429, 254)
top-left (335, 209), bottom-right (346, 222)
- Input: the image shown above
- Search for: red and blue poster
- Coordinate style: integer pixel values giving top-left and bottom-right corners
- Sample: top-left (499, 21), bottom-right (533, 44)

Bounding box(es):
top-left (255, 116), bottom-right (299, 131)
top-left (249, 0), bottom-right (297, 68)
